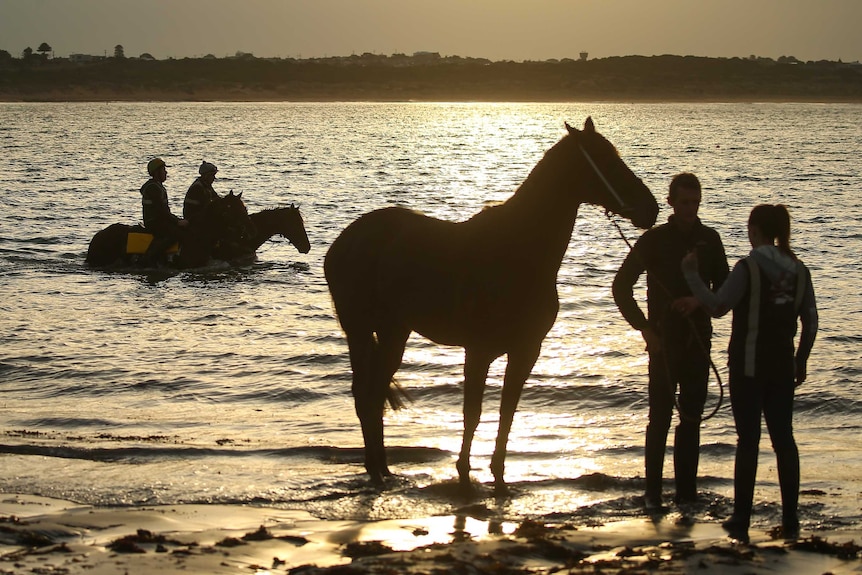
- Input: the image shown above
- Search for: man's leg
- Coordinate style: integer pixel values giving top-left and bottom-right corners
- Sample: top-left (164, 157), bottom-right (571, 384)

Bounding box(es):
top-left (673, 348), bottom-right (709, 503)
top-left (143, 230), bottom-right (177, 266)
top-left (645, 350), bottom-right (675, 505)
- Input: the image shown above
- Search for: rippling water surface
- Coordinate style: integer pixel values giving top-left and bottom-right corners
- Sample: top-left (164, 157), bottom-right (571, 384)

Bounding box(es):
top-left (1, 102), bottom-right (861, 532)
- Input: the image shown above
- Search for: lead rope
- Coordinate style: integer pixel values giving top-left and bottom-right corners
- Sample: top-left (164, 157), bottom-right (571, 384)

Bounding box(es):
top-left (577, 138), bottom-right (723, 421)
top-left (606, 212), bottom-right (724, 422)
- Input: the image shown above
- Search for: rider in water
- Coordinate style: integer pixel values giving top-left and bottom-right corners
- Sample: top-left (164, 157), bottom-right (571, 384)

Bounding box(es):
top-left (184, 161), bottom-right (220, 222)
top-left (140, 157), bottom-right (187, 266)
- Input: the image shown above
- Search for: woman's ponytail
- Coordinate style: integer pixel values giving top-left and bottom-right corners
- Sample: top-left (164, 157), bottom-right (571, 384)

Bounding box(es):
top-left (749, 203), bottom-right (796, 260)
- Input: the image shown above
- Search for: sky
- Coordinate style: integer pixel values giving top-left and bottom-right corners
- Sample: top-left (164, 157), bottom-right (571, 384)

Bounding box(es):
top-left (1, 0), bottom-right (860, 63)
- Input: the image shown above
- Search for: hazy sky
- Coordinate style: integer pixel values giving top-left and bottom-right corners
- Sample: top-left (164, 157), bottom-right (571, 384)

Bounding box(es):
top-left (2, 0), bottom-right (860, 62)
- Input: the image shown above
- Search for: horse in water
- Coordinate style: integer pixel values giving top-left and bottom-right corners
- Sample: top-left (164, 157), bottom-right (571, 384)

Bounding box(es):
top-left (213, 204), bottom-right (311, 261)
top-left (324, 118), bottom-right (659, 493)
top-left (86, 190), bottom-right (254, 269)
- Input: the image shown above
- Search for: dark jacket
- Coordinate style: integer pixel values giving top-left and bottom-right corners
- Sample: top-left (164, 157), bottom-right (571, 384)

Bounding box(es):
top-left (613, 215), bottom-right (729, 343)
top-left (140, 178), bottom-right (180, 234)
top-left (183, 178), bottom-right (220, 221)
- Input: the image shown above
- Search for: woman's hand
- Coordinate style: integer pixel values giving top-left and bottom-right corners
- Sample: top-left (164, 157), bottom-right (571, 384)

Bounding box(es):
top-left (681, 250), bottom-right (698, 272)
top-left (795, 356), bottom-right (808, 386)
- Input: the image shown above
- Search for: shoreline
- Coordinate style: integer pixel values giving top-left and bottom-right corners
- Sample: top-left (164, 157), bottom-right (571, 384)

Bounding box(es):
top-left (3, 53), bottom-right (861, 105)
top-left (2, 93), bottom-right (862, 104)
top-left (2, 494), bottom-right (860, 574)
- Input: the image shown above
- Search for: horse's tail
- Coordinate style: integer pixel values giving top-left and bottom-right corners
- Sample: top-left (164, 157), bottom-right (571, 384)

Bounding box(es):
top-left (386, 379), bottom-right (412, 411)
top-left (325, 207), bottom-right (418, 412)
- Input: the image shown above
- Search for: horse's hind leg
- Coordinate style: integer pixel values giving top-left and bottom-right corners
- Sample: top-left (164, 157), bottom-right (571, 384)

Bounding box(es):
top-left (346, 329), bottom-right (386, 483)
top-left (348, 324), bottom-right (409, 484)
top-left (457, 348), bottom-right (494, 493)
top-left (370, 324), bottom-right (410, 477)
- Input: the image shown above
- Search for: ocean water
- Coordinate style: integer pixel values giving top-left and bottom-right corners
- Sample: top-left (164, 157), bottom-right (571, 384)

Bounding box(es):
top-left (1, 101), bottom-right (861, 535)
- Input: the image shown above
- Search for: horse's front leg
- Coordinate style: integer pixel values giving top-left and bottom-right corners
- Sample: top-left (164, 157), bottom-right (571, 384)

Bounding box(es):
top-left (491, 344), bottom-right (541, 494)
top-left (457, 349), bottom-right (493, 494)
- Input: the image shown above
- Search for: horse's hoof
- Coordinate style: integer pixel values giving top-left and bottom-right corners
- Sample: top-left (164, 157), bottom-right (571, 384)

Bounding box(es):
top-left (367, 472), bottom-right (386, 487)
top-left (493, 482), bottom-right (510, 498)
top-left (456, 478), bottom-right (478, 500)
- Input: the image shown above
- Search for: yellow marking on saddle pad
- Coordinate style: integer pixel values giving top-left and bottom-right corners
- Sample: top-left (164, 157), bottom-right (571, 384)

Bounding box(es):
top-left (126, 233), bottom-right (179, 255)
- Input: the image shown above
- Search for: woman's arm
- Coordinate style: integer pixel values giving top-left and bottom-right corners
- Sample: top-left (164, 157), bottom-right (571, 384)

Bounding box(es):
top-left (681, 255), bottom-right (748, 318)
top-left (795, 265), bottom-right (818, 385)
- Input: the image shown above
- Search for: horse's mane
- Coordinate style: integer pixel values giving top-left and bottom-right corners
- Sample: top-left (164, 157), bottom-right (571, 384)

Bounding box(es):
top-left (262, 205), bottom-right (300, 214)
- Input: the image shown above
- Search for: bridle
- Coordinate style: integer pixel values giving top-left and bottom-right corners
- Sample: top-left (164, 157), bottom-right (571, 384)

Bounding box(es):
top-left (578, 143), bottom-right (632, 216)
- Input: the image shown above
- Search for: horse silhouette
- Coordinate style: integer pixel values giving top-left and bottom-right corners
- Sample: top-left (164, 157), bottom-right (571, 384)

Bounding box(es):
top-left (86, 190), bottom-right (253, 269)
top-left (324, 118), bottom-right (659, 492)
top-left (213, 204), bottom-right (311, 261)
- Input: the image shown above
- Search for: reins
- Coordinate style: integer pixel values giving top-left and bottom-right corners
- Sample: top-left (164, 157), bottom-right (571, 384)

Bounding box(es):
top-left (605, 212), bottom-right (725, 422)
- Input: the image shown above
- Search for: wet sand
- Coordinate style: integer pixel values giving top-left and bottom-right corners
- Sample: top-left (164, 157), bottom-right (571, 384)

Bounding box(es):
top-left (2, 494), bottom-right (860, 574)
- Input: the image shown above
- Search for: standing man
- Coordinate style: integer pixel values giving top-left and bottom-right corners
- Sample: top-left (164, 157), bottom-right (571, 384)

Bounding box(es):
top-left (184, 161), bottom-right (220, 222)
top-left (141, 157), bottom-right (186, 266)
top-left (613, 172), bottom-right (729, 509)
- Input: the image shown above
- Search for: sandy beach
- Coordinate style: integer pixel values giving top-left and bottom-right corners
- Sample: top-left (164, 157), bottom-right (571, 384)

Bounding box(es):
top-left (2, 493), bottom-right (860, 574)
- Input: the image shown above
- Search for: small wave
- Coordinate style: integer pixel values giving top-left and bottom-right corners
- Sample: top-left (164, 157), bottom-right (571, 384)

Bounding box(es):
top-left (823, 334), bottom-right (862, 344)
top-left (0, 442), bottom-right (450, 466)
top-left (796, 393), bottom-right (862, 416)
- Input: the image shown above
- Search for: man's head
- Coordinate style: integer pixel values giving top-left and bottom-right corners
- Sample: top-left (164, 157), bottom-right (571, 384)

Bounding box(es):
top-left (199, 161), bottom-right (218, 184)
top-left (667, 172), bottom-right (701, 228)
top-left (147, 157), bottom-right (168, 182)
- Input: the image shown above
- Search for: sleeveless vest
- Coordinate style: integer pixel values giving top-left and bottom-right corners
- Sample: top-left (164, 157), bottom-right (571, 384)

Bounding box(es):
top-left (729, 256), bottom-right (807, 379)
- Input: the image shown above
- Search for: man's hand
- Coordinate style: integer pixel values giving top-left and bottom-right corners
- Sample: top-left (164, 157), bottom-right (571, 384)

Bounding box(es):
top-left (642, 327), bottom-right (662, 353)
top-left (672, 296), bottom-right (701, 316)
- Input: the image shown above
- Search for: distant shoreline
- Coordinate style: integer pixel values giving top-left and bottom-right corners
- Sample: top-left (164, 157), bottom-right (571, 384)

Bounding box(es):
top-left (2, 88), bottom-right (861, 104)
top-left (2, 54), bottom-right (861, 103)
top-left (3, 92), bottom-right (862, 104)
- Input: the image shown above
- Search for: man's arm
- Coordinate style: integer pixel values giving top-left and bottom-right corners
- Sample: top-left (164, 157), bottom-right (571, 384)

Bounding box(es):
top-left (613, 245), bottom-right (649, 332)
top-left (613, 241), bottom-right (662, 351)
top-left (709, 230), bottom-right (730, 291)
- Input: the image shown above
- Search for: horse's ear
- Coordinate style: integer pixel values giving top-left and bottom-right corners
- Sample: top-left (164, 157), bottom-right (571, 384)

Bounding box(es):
top-left (584, 116), bottom-right (595, 133)
top-left (227, 190), bottom-right (235, 197)
top-left (237, 191), bottom-right (243, 199)
top-left (565, 122), bottom-right (578, 135)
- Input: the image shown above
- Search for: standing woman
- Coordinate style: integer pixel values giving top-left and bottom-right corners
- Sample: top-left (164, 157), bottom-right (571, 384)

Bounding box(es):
top-left (681, 204), bottom-right (818, 543)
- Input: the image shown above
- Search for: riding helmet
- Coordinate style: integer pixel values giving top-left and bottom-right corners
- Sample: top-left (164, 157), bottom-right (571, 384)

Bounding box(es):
top-left (199, 161), bottom-right (218, 176)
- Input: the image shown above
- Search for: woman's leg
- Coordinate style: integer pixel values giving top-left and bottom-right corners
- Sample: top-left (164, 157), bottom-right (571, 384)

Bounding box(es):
top-left (728, 373), bottom-right (765, 530)
top-left (763, 376), bottom-right (799, 534)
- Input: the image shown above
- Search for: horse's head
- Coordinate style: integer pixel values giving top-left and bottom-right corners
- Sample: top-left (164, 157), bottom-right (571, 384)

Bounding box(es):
top-left (278, 203), bottom-right (311, 254)
top-left (220, 190), bottom-right (256, 242)
top-left (564, 118), bottom-right (658, 229)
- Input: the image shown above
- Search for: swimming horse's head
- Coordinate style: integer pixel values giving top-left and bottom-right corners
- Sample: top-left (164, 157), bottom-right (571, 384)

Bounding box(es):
top-left (281, 203), bottom-right (311, 254)
top-left (218, 190), bottom-right (256, 242)
top-left (564, 117), bottom-right (658, 229)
